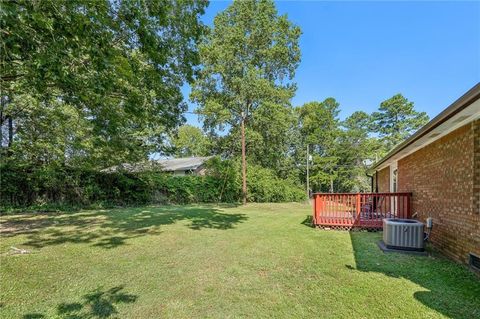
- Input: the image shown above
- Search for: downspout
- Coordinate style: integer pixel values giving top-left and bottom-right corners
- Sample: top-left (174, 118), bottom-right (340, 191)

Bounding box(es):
top-left (366, 170), bottom-right (379, 212)
top-left (365, 171), bottom-right (374, 193)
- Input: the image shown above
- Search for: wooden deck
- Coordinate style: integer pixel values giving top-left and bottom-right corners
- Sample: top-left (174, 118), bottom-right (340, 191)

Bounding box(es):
top-left (312, 193), bottom-right (412, 230)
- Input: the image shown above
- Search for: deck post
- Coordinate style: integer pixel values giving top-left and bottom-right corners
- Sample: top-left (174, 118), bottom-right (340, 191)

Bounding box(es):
top-left (356, 193), bottom-right (361, 226)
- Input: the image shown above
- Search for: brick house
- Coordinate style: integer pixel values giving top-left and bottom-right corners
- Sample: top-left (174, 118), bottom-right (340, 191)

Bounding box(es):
top-left (372, 83), bottom-right (480, 265)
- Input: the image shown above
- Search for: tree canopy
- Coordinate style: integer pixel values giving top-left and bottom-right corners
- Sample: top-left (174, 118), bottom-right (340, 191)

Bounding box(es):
top-left (297, 99), bottom-right (340, 192)
top-left (1, 0), bottom-right (208, 167)
top-left (373, 94), bottom-right (429, 149)
top-left (170, 124), bottom-right (210, 157)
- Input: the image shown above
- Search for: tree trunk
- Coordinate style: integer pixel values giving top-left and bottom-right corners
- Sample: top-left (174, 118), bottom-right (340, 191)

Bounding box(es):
top-left (306, 144), bottom-right (310, 198)
top-left (241, 114), bottom-right (247, 205)
top-left (8, 116), bottom-right (13, 147)
top-left (0, 111), bottom-right (3, 147)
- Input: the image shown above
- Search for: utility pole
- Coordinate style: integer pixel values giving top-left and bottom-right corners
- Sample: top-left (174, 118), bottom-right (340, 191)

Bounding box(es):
top-left (306, 144), bottom-right (310, 199)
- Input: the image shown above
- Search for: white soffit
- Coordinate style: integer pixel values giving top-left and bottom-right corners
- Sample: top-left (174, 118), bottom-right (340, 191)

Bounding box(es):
top-left (376, 98), bottom-right (480, 171)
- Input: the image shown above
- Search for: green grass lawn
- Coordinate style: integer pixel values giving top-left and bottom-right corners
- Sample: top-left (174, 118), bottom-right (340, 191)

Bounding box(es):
top-left (1, 203), bottom-right (479, 318)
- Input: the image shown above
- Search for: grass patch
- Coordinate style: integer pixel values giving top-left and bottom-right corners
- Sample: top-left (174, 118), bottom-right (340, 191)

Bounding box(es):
top-left (1, 203), bottom-right (478, 318)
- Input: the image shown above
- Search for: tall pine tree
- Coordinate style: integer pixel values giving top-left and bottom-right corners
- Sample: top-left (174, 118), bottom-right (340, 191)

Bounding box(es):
top-left (373, 94), bottom-right (429, 149)
top-left (191, 0), bottom-right (301, 204)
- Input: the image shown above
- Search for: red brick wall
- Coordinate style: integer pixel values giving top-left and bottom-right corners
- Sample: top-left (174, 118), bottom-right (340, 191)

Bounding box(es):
top-left (474, 119), bottom-right (480, 215)
top-left (397, 122), bottom-right (479, 264)
top-left (376, 166), bottom-right (390, 193)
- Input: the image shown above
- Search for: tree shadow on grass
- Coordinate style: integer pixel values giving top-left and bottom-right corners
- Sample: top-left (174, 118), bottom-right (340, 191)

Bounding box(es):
top-left (1, 205), bottom-right (247, 250)
top-left (348, 232), bottom-right (480, 319)
top-left (23, 285), bottom-right (137, 319)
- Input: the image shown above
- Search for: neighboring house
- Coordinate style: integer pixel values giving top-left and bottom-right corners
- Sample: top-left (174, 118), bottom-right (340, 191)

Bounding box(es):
top-left (156, 157), bottom-right (211, 176)
top-left (372, 83), bottom-right (480, 265)
top-left (102, 156), bottom-right (211, 176)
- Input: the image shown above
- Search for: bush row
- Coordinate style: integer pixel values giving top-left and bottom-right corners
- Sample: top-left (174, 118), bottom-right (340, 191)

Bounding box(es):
top-left (0, 159), bottom-right (305, 209)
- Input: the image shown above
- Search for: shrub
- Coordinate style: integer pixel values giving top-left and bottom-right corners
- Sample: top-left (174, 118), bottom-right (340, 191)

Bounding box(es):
top-left (0, 158), bottom-right (305, 209)
top-left (246, 164), bottom-right (305, 202)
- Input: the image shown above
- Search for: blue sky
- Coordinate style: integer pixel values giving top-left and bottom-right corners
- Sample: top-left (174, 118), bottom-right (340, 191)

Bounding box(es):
top-left (183, 0), bottom-right (480, 126)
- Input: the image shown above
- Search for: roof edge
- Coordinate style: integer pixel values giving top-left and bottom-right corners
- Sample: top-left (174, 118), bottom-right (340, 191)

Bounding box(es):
top-left (372, 82), bottom-right (480, 170)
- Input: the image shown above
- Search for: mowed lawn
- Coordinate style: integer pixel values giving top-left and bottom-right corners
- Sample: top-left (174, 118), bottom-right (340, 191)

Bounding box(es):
top-left (1, 203), bottom-right (479, 318)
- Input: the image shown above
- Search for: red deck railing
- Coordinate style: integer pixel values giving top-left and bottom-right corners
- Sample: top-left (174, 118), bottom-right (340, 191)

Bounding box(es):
top-left (312, 193), bottom-right (412, 229)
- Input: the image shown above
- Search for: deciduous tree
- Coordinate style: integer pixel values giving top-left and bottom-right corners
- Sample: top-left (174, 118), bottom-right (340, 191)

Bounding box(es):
top-left (1, 0), bottom-right (207, 167)
top-left (297, 98), bottom-right (340, 192)
top-left (170, 125), bottom-right (210, 157)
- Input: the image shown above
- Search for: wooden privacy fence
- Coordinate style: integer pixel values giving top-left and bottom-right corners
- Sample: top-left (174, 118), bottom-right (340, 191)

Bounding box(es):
top-left (312, 193), bottom-right (412, 230)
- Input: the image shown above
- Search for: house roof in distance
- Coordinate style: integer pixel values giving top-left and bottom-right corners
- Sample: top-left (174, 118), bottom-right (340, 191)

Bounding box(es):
top-left (101, 156), bottom-right (212, 173)
top-left (372, 82), bottom-right (480, 171)
top-left (155, 156), bottom-right (212, 171)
